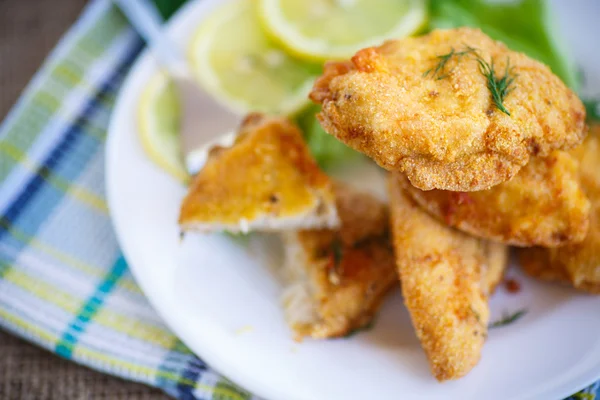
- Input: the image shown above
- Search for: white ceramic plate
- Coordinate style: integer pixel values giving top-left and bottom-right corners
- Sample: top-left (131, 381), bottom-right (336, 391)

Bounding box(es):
top-left (106, 1), bottom-right (600, 399)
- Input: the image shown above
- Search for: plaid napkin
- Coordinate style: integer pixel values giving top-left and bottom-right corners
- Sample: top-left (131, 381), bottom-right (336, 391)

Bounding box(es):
top-left (0, 1), bottom-right (255, 399)
top-left (0, 1), bottom-right (596, 399)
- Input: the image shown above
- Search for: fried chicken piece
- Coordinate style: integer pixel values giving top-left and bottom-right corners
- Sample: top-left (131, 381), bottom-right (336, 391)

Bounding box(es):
top-left (310, 28), bottom-right (586, 192)
top-left (282, 183), bottom-right (397, 340)
top-left (519, 124), bottom-right (600, 294)
top-left (388, 173), bottom-right (508, 381)
top-left (399, 151), bottom-right (590, 247)
top-left (519, 250), bottom-right (574, 285)
top-left (179, 113), bottom-right (339, 233)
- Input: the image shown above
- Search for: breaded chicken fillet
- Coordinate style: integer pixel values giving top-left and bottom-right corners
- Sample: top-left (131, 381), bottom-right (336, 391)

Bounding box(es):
top-left (388, 173), bottom-right (508, 381)
top-left (282, 183), bottom-right (397, 340)
top-left (179, 114), bottom-right (339, 233)
top-left (519, 124), bottom-right (600, 294)
top-left (400, 151), bottom-right (590, 247)
top-left (310, 28), bottom-right (586, 192)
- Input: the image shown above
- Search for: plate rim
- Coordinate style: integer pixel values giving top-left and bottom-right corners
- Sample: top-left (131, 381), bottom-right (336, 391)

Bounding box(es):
top-left (105, 1), bottom-right (600, 399)
top-left (106, 1), bottom-right (300, 399)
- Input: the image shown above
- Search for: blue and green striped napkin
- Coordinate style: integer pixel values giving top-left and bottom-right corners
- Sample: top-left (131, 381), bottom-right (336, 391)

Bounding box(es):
top-left (0, 0), bottom-right (597, 399)
top-left (0, 1), bottom-right (254, 399)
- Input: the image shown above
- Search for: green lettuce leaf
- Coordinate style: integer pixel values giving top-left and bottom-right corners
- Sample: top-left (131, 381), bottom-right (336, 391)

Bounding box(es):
top-left (428, 0), bottom-right (580, 90)
top-left (294, 105), bottom-right (362, 170)
top-left (584, 100), bottom-right (600, 122)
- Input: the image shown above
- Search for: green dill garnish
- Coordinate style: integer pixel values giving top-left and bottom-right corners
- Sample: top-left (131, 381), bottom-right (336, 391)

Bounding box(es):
top-left (475, 56), bottom-right (517, 116)
top-left (424, 46), bottom-right (517, 116)
top-left (571, 390), bottom-right (596, 400)
top-left (489, 309), bottom-right (527, 329)
top-left (423, 46), bottom-right (477, 80)
top-left (469, 306), bottom-right (482, 324)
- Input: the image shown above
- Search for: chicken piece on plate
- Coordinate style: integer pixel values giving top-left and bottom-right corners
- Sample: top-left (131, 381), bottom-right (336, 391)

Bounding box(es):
top-left (310, 28), bottom-right (586, 192)
top-left (399, 150), bottom-right (590, 247)
top-left (519, 124), bottom-right (600, 294)
top-left (179, 113), bottom-right (339, 234)
top-left (388, 173), bottom-right (508, 381)
top-left (282, 183), bottom-right (397, 340)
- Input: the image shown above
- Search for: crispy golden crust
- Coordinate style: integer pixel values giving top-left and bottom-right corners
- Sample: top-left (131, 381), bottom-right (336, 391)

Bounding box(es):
top-left (519, 248), bottom-right (600, 294)
top-left (282, 183), bottom-right (397, 340)
top-left (482, 244), bottom-right (507, 296)
top-left (179, 114), bottom-right (338, 232)
top-left (388, 173), bottom-right (508, 381)
top-left (400, 151), bottom-right (590, 247)
top-left (310, 28), bottom-right (586, 192)
top-left (519, 125), bottom-right (600, 294)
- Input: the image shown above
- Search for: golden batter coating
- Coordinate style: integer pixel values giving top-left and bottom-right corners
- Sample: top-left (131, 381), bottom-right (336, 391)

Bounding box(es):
top-left (310, 28), bottom-right (586, 192)
top-left (400, 151), bottom-right (590, 247)
top-left (519, 125), bottom-right (600, 294)
top-left (282, 183), bottom-right (397, 340)
top-left (388, 173), bottom-right (508, 381)
top-left (179, 114), bottom-right (339, 233)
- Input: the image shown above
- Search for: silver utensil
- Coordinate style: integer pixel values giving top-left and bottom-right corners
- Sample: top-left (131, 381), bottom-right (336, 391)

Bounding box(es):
top-left (114, 0), bottom-right (240, 175)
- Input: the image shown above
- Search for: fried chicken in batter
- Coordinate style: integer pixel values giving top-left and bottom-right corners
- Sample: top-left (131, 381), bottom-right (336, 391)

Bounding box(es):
top-left (519, 124), bottom-right (600, 294)
top-left (179, 114), bottom-right (339, 234)
top-left (310, 28), bottom-right (586, 192)
top-left (399, 151), bottom-right (590, 247)
top-left (388, 173), bottom-right (508, 381)
top-left (282, 183), bottom-right (397, 340)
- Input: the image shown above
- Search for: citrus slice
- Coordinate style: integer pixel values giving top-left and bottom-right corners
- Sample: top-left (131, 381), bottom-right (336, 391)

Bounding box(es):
top-left (257, 0), bottom-right (428, 62)
top-left (137, 72), bottom-right (188, 183)
top-left (188, 0), bottom-right (320, 115)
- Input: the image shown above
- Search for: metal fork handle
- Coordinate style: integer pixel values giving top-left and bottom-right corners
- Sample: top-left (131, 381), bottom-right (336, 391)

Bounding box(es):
top-left (114, 0), bottom-right (190, 78)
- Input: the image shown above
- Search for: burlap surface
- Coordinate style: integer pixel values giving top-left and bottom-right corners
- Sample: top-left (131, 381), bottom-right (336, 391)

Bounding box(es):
top-left (0, 0), bottom-right (169, 398)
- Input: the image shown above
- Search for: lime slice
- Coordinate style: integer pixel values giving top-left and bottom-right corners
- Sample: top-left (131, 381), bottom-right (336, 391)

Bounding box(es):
top-left (137, 73), bottom-right (188, 183)
top-left (188, 0), bottom-right (320, 115)
top-left (257, 0), bottom-right (428, 62)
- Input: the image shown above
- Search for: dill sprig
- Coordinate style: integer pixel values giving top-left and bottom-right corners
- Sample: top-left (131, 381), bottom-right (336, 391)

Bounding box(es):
top-left (423, 46), bottom-right (477, 80)
top-left (489, 309), bottom-right (527, 329)
top-left (475, 56), bottom-right (517, 116)
top-left (470, 306), bottom-right (482, 324)
top-left (424, 46), bottom-right (517, 116)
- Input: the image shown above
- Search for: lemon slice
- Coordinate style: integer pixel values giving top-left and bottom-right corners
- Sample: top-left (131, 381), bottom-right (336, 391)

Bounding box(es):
top-left (258, 0), bottom-right (428, 62)
top-left (188, 0), bottom-right (320, 115)
top-left (137, 73), bottom-right (188, 183)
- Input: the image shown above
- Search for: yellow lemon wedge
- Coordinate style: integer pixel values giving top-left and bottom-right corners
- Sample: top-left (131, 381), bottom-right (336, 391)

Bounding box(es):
top-left (257, 0), bottom-right (428, 62)
top-left (188, 0), bottom-right (321, 115)
top-left (137, 72), bottom-right (188, 183)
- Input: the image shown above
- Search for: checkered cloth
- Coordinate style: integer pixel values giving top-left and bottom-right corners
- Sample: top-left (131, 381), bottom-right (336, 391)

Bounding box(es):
top-left (0, 1), bottom-right (255, 399)
top-left (0, 0), bottom-right (597, 399)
